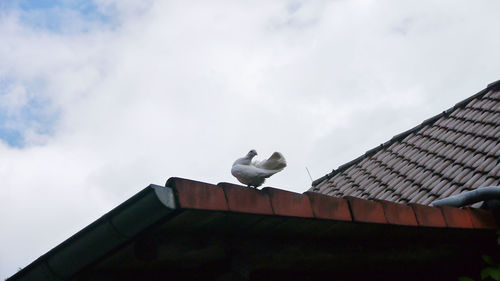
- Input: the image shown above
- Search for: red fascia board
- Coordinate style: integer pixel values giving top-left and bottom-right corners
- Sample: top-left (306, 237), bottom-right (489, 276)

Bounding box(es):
top-left (218, 182), bottom-right (274, 215)
top-left (439, 206), bottom-right (474, 228)
top-left (377, 200), bottom-right (418, 226)
top-left (263, 187), bottom-right (314, 218)
top-left (344, 196), bottom-right (387, 224)
top-left (167, 177), bottom-right (228, 211)
top-left (165, 178), bottom-right (496, 231)
top-left (466, 207), bottom-right (498, 229)
top-left (410, 203), bottom-right (447, 227)
top-left (304, 191), bottom-right (352, 221)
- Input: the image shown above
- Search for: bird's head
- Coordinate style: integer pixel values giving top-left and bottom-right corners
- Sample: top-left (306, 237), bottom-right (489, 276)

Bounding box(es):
top-left (247, 149), bottom-right (258, 158)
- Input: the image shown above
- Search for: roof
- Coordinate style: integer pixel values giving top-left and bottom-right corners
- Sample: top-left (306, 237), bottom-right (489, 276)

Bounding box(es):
top-left (311, 81), bottom-right (500, 205)
top-left (8, 178), bottom-right (499, 281)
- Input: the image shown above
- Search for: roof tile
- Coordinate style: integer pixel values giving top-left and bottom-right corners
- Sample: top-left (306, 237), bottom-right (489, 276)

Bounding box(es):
top-left (429, 179), bottom-right (449, 195)
top-left (218, 182), bottom-right (273, 215)
top-left (489, 163), bottom-right (500, 177)
top-left (439, 206), bottom-right (474, 228)
top-left (167, 177), bottom-right (228, 211)
top-left (304, 192), bottom-right (352, 221)
top-left (345, 196), bottom-right (387, 224)
top-left (378, 200), bottom-right (418, 226)
top-left (421, 194), bottom-right (438, 205)
top-left (310, 84), bottom-right (500, 208)
top-left (410, 203), bottom-right (447, 227)
top-left (264, 187), bottom-right (314, 218)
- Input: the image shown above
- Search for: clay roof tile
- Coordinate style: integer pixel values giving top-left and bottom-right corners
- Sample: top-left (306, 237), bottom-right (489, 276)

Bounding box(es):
top-left (311, 84), bottom-right (500, 205)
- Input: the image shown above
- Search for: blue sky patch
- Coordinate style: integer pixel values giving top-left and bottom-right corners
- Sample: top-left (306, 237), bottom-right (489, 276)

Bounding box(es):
top-left (0, 129), bottom-right (23, 147)
top-left (1, 0), bottom-right (115, 33)
top-left (0, 78), bottom-right (58, 147)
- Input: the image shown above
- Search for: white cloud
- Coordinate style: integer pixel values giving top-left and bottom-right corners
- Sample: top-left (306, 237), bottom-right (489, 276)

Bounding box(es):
top-left (2, 0), bottom-right (500, 278)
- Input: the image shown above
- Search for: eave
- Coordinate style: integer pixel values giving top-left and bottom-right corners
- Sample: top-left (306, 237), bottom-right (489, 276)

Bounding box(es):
top-left (7, 177), bottom-right (500, 281)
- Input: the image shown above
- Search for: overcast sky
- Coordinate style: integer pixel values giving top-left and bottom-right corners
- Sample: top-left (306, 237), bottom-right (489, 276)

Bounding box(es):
top-left (1, 0), bottom-right (500, 278)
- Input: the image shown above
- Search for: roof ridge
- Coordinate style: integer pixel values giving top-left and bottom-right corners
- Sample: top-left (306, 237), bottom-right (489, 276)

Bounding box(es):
top-left (311, 80), bottom-right (500, 187)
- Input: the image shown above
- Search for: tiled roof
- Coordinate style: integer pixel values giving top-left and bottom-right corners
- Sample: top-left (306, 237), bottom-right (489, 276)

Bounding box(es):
top-left (8, 178), bottom-right (498, 281)
top-left (310, 81), bottom-right (500, 206)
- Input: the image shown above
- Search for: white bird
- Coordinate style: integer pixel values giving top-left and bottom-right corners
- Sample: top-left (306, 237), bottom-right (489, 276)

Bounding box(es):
top-left (231, 149), bottom-right (287, 188)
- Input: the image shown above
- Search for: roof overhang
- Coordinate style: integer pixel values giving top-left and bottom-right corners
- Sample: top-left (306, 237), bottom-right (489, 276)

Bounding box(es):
top-left (8, 178), bottom-right (500, 281)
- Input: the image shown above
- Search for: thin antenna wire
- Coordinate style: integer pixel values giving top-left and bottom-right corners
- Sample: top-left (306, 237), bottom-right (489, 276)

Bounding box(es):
top-left (305, 167), bottom-right (313, 182)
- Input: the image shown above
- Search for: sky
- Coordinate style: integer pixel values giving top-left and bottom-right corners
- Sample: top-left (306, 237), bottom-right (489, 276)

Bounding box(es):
top-left (1, 0), bottom-right (500, 278)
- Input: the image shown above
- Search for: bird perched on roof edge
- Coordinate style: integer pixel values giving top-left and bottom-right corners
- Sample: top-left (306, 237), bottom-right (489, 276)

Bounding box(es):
top-left (231, 149), bottom-right (287, 188)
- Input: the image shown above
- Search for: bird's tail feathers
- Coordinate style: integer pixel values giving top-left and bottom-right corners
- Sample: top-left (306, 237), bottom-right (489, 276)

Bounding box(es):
top-left (254, 152), bottom-right (287, 171)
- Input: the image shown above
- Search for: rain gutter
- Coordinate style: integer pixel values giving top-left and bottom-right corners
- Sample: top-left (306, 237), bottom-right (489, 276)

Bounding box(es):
top-left (7, 184), bottom-right (176, 281)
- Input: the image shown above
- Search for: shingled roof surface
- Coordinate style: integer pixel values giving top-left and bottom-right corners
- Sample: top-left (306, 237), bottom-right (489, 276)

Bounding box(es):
top-left (311, 82), bottom-right (500, 206)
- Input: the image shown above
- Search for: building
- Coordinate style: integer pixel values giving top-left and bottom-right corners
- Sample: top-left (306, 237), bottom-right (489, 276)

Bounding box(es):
top-left (8, 81), bottom-right (500, 281)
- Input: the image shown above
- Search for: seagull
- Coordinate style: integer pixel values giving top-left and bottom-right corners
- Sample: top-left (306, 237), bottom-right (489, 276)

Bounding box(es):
top-left (231, 149), bottom-right (287, 188)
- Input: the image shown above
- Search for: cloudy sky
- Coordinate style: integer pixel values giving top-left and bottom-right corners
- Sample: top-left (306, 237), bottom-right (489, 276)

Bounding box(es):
top-left (1, 0), bottom-right (500, 277)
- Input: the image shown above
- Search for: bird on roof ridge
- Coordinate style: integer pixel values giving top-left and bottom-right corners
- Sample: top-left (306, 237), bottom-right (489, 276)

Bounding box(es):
top-left (231, 149), bottom-right (287, 188)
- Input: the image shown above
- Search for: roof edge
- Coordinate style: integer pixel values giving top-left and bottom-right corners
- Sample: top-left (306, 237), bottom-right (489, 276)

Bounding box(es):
top-left (9, 178), bottom-right (498, 280)
top-left (7, 184), bottom-right (176, 281)
top-left (311, 80), bottom-right (500, 187)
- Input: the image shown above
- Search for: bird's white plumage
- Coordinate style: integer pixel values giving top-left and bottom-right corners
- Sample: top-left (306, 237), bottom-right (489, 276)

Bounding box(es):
top-left (231, 150), bottom-right (286, 188)
top-left (254, 152), bottom-right (287, 170)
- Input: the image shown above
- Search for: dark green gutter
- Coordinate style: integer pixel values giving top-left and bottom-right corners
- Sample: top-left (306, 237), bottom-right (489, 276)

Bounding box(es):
top-left (7, 184), bottom-right (176, 281)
